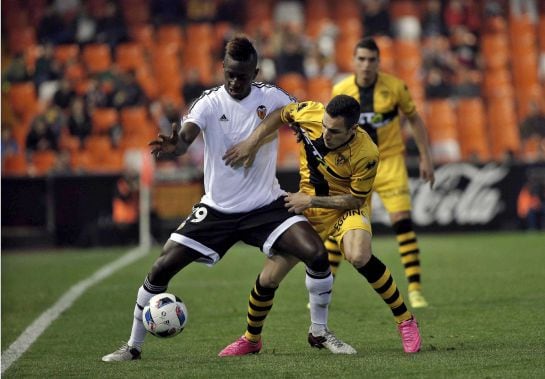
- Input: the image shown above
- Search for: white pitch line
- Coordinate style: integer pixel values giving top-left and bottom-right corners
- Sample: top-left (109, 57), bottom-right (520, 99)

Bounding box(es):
top-left (1, 246), bottom-right (149, 374)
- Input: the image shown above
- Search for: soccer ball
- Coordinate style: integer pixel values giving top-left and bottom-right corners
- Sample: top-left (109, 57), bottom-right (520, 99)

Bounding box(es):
top-left (142, 293), bottom-right (188, 338)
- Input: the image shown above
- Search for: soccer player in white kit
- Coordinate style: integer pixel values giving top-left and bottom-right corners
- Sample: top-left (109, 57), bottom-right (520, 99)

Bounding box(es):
top-left (102, 36), bottom-right (354, 362)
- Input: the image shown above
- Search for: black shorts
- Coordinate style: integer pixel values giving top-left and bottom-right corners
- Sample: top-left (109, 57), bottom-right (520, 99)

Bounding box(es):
top-left (169, 197), bottom-right (307, 265)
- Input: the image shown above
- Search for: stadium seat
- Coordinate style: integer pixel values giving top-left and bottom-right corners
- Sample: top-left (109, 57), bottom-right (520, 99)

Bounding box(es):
top-left (2, 153), bottom-right (28, 176)
top-left (8, 25), bottom-right (36, 55)
top-left (120, 0), bottom-right (150, 26)
top-left (456, 98), bottom-right (490, 162)
top-left (85, 135), bottom-right (113, 157)
top-left (128, 24), bottom-right (155, 51)
top-left (481, 34), bottom-right (509, 70)
top-left (157, 25), bottom-right (184, 52)
top-left (277, 73), bottom-right (307, 101)
top-left (135, 66), bottom-right (159, 101)
top-left (486, 96), bottom-right (521, 160)
top-left (82, 44), bottom-right (112, 74)
top-left (92, 108), bottom-right (119, 134)
top-left (278, 128), bottom-right (300, 169)
top-left (425, 99), bottom-right (460, 163)
top-left (332, 0), bottom-right (360, 24)
top-left (8, 82), bottom-right (38, 119)
top-left (31, 150), bottom-right (57, 175)
top-left (305, 0), bottom-right (330, 39)
top-left (70, 149), bottom-right (92, 171)
top-left (306, 76), bottom-right (332, 104)
top-left (394, 39), bottom-right (422, 82)
top-left (115, 42), bottom-right (145, 72)
top-left (54, 44), bottom-right (80, 65)
top-left (120, 106), bottom-right (152, 135)
top-left (389, 0), bottom-right (420, 20)
top-left (373, 36), bottom-right (395, 74)
top-left (483, 69), bottom-right (514, 98)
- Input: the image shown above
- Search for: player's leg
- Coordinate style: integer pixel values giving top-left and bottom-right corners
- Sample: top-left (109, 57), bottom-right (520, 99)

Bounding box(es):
top-left (342, 228), bottom-right (421, 353)
top-left (275, 221), bottom-right (356, 354)
top-left (376, 154), bottom-right (428, 308)
top-left (325, 236), bottom-right (343, 277)
top-left (219, 254), bottom-right (299, 356)
top-left (102, 241), bottom-right (202, 362)
top-left (390, 211), bottom-right (427, 308)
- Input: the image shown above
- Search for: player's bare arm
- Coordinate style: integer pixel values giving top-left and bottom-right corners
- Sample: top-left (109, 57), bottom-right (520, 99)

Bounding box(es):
top-left (223, 108), bottom-right (285, 168)
top-left (285, 192), bottom-right (364, 214)
top-left (149, 122), bottom-right (200, 158)
top-left (407, 112), bottom-right (435, 188)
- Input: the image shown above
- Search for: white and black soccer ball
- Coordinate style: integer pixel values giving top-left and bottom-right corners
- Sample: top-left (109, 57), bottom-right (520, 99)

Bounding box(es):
top-left (142, 293), bottom-right (188, 338)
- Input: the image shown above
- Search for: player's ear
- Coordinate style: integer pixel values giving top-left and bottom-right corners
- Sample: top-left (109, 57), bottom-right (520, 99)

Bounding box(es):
top-left (253, 67), bottom-right (259, 80)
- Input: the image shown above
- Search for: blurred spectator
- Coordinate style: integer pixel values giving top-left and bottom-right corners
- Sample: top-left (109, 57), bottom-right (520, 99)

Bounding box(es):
top-left (216, 0), bottom-right (246, 25)
top-left (85, 78), bottom-right (110, 111)
top-left (186, 0), bottom-right (218, 23)
top-left (273, 1), bottom-right (304, 27)
top-left (421, 0), bottom-right (448, 37)
top-left (3, 54), bottom-right (31, 84)
top-left (450, 25), bottom-right (479, 69)
top-left (67, 97), bottom-right (92, 146)
top-left (75, 7), bottom-right (97, 44)
top-left (425, 66), bottom-right (453, 99)
top-left (112, 70), bottom-right (146, 109)
top-left (95, 1), bottom-right (128, 50)
top-left (453, 67), bottom-right (481, 98)
top-left (182, 69), bottom-right (207, 106)
top-left (422, 35), bottom-right (458, 81)
top-left (151, 100), bottom-right (181, 136)
top-left (32, 44), bottom-right (63, 91)
top-left (111, 171), bottom-right (140, 244)
top-left (520, 101), bottom-right (545, 140)
top-left (443, 0), bottom-right (480, 34)
top-left (1, 126), bottom-right (21, 160)
top-left (38, 4), bottom-right (77, 44)
top-left (43, 105), bottom-right (66, 139)
top-left (26, 116), bottom-right (59, 152)
top-left (53, 79), bottom-right (77, 111)
top-left (274, 27), bottom-right (307, 76)
top-left (517, 180), bottom-right (544, 230)
top-left (304, 42), bottom-right (337, 79)
top-left (150, 0), bottom-right (186, 26)
top-left (362, 0), bottom-right (392, 37)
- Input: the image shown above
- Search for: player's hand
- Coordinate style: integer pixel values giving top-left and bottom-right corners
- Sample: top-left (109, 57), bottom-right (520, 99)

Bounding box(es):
top-left (420, 156), bottom-right (435, 189)
top-left (223, 140), bottom-right (257, 169)
top-left (149, 123), bottom-right (179, 158)
top-left (285, 192), bottom-right (312, 214)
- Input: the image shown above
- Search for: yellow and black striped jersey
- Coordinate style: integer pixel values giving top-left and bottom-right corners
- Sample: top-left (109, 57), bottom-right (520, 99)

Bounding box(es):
top-left (280, 101), bottom-right (379, 200)
top-left (332, 72), bottom-right (416, 158)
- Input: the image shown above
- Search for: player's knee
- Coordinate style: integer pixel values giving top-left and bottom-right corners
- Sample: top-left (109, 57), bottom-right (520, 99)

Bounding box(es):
top-left (305, 243), bottom-right (330, 273)
top-left (258, 272), bottom-right (281, 289)
top-left (344, 248), bottom-right (372, 269)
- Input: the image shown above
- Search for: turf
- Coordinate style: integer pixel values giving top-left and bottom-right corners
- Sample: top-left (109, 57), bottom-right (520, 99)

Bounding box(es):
top-left (2, 232), bottom-right (545, 378)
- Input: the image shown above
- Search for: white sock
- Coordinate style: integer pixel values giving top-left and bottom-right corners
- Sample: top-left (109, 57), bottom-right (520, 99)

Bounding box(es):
top-left (305, 270), bottom-right (333, 331)
top-left (128, 279), bottom-right (167, 349)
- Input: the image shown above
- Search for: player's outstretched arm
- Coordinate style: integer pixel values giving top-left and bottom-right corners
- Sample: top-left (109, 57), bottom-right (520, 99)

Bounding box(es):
top-left (223, 108), bottom-right (285, 168)
top-left (407, 112), bottom-right (435, 188)
top-left (149, 122), bottom-right (200, 159)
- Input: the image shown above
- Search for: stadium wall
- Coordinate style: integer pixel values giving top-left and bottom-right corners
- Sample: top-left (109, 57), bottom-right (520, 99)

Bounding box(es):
top-left (2, 162), bottom-right (544, 249)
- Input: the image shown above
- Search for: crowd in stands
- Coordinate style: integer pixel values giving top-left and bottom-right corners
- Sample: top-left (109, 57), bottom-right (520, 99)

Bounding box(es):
top-left (2, 0), bottom-right (545, 178)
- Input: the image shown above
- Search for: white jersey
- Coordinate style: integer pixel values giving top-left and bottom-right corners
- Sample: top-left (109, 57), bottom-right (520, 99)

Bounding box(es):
top-left (183, 83), bottom-right (295, 213)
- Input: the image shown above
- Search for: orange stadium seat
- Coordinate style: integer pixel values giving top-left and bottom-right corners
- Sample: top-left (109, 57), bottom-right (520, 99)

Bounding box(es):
top-left (128, 24), bottom-right (155, 51)
top-left (277, 73), bottom-right (307, 101)
top-left (332, 0), bottom-right (360, 23)
top-left (82, 43), bottom-right (112, 74)
top-left (8, 82), bottom-right (38, 119)
top-left (456, 98), bottom-right (490, 162)
top-left (481, 34), bottom-right (509, 70)
top-left (92, 108), bottom-right (119, 134)
top-left (120, 0), bottom-right (150, 26)
top-left (115, 42), bottom-right (145, 72)
top-left (483, 69), bottom-right (514, 98)
top-left (373, 36), bottom-right (395, 74)
top-left (157, 25), bottom-right (184, 52)
top-left (135, 66), bottom-right (159, 101)
top-left (8, 26), bottom-right (36, 55)
top-left (487, 96), bottom-right (521, 160)
top-left (85, 135), bottom-right (113, 157)
top-left (54, 44), bottom-right (80, 65)
top-left (120, 106), bottom-right (152, 136)
top-left (425, 99), bottom-right (460, 163)
top-left (306, 76), bottom-right (332, 104)
top-left (305, 0), bottom-right (330, 39)
top-left (31, 150), bottom-right (57, 175)
top-left (278, 128), bottom-right (301, 169)
top-left (2, 153), bottom-right (28, 176)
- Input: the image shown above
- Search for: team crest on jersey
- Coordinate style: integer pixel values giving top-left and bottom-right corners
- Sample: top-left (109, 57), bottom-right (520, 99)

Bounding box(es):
top-left (379, 89), bottom-right (390, 100)
top-left (256, 105), bottom-right (267, 120)
top-left (336, 154), bottom-right (347, 166)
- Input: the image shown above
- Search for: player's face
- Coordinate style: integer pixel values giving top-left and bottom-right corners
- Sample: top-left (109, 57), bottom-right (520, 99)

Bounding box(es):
top-left (322, 113), bottom-right (355, 150)
top-left (223, 56), bottom-right (258, 100)
top-left (353, 47), bottom-right (379, 87)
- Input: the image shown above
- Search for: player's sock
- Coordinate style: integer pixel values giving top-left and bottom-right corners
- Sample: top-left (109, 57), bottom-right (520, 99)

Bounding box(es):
top-left (128, 276), bottom-right (167, 349)
top-left (243, 275), bottom-right (277, 343)
top-left (393, 218), bottom-right (422, 293)
top-left (306, 268), bottom-right (333, 332)
top-left (324, 238), bottom-right (342, 277)
top-left (357, 255), bottom-right (412, 323)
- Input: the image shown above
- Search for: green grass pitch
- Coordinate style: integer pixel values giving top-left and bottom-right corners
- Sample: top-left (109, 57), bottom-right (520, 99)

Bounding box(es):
top-left (2, 232), bottom-right (545, 378)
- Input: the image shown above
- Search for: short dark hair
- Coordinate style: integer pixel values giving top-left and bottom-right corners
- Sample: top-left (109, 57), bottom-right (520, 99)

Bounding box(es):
top-left (326, 95), bottom-right (360, 129)
top-left (354, 37), bottom-right (380, 58)
top-left (225, 35), bottom-right (258, 65)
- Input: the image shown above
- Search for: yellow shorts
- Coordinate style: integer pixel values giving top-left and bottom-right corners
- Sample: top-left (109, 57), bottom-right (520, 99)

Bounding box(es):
top-left (305, 201), bottom-right (372, 256)
top-left (373, 153), bottom-right (411, 213)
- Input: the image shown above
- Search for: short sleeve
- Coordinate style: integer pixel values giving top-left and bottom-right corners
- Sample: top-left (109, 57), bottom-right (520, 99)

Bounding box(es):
top-left (350, 156), bottom-right (379, 199)
top-left (183, 95), bottom-right (211, 131)
top-left (398, 81), bottom-right (417, 117)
